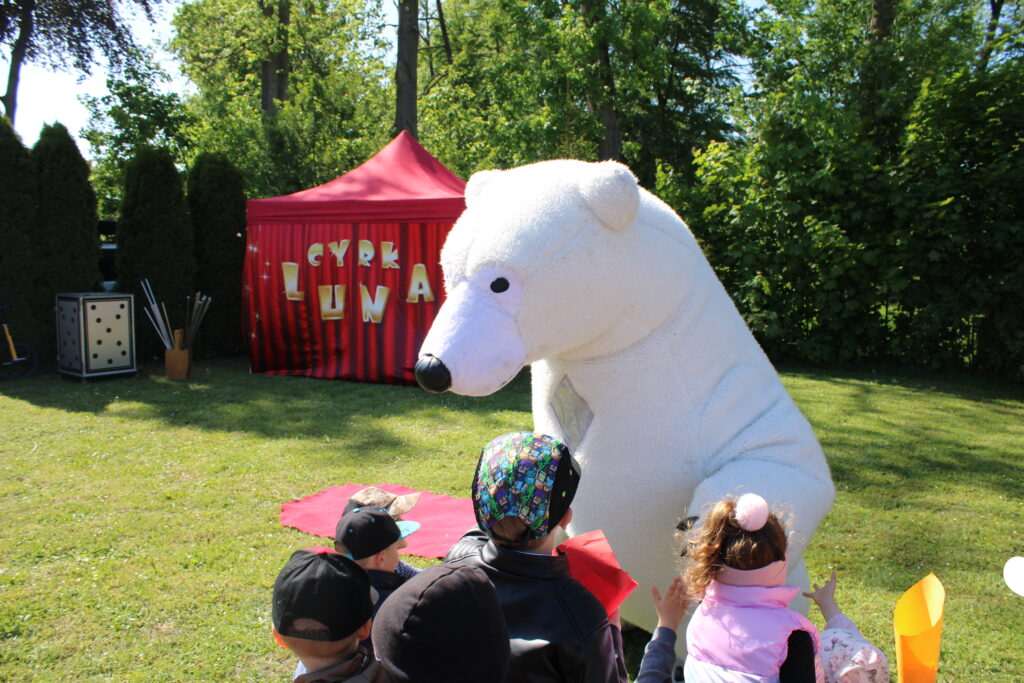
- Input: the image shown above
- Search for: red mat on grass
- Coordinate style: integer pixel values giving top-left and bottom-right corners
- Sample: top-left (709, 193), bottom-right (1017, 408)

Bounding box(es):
top-left (280, 484), bottom-right (476, 559)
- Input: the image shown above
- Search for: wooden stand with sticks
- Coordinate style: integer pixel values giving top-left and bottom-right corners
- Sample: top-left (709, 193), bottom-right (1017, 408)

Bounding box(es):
top-left (140, 279), bottom-right (211, 382)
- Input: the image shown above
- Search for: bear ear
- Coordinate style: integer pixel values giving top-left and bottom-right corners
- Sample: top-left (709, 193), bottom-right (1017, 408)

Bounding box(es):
top-left (579, 161), bottom-right (639, 232)
top-left (464, 169), bottom-right (503, 208)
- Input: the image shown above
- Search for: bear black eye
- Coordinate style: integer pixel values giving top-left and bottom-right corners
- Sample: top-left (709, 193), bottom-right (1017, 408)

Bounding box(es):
top-left (490, 277), bottom-right (510, 293)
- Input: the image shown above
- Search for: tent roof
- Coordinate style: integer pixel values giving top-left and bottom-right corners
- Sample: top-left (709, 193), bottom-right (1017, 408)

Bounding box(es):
top-left (247, 131), bottom-right (466, 223)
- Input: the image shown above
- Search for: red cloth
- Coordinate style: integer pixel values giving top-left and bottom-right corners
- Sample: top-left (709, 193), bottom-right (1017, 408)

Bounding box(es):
top-left (280, 484), bottom-right (476, 559)
top-left (557, 530), bottom-right (639, 618)
top-left (243, 133), bottom-right (465, 384)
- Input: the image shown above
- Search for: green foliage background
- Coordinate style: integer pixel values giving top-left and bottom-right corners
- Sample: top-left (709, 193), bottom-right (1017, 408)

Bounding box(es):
top-left (69, 0), bottom-right (1024, 378)
top-left (682, 0), bottom-right (1024, 379)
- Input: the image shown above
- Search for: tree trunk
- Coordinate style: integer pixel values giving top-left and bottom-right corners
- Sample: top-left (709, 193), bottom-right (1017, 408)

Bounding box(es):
top-left (436, 0), bottom-right (452, 64)
top-left (580, 0), bottom-right (621, 161)
top-left (977, 0), bottom-right (1005, 74)
top-left (868, 0), bottom-right (894, 40)
top-left (861, 0), bottom-right (896, 144)
top-left (596, 41), bottom-right (622, 161)
top-left (259, 0), bottom-right (290, 117)
top-left (1, 0), bottom-right (35, 125)
top-left (394, 0), bottom-right (419, 137)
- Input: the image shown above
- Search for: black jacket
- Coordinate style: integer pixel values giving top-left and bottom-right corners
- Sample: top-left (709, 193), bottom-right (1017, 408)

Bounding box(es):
top-left (367, 569), bottom-right (406, 618)
top-left (445, 530), bottom-right (627, 683)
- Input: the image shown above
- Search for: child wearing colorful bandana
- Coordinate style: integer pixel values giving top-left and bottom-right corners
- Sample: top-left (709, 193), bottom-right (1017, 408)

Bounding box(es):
top-left (445, 431), bottom-right (629, 683)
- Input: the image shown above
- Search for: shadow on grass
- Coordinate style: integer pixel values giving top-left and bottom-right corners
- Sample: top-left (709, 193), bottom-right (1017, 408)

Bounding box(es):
top-left (3, 357), bottom-right (1021, 500)
top-left (789, 375), bottom-right (1024, 501)
top-left (0, 358), bottom-right (532, 444)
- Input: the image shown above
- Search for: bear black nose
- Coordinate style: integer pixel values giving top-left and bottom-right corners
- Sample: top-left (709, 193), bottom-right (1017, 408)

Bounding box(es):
top-left (415, 354), bottom-right (452, 393)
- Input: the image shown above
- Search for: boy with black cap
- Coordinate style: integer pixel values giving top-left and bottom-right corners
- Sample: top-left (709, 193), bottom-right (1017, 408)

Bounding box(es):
top-left (445, 431), bottom-right (629, 683)
top-left (272, 547), bottom-right (387, 682)
top-left (293, 506), bottom-right (422, 680)
top-left (343, 487), bottom-right (421, 580)
top-left (334, 506), bottom-right (419, 616)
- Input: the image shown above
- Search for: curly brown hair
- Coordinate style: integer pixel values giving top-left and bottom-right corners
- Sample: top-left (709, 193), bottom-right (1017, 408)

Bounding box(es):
top-left (682, 497), bottom-right (787, 600)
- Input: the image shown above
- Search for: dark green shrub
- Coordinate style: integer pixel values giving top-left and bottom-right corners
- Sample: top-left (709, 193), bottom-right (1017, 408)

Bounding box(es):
top-left (0, 118), bottom-right (44, 356)
top-left (117, 147), bottom-right (195, 359)
top-left (30, 123), bottom-right (102, 369)
top-left (187, 152), bottom-right (246, 357)
top-left (897, 62), bottom-right (1024, 380)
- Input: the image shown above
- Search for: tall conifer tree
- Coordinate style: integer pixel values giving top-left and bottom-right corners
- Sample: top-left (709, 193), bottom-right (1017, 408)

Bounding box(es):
top-left (117, 147), bottom-right (194, 359)
top-left (0, 117), bottom-right (42, 356)
top-left (187, 152), bottom-right (246, 357)
top-left (30, 123), bottom-right (101, 368)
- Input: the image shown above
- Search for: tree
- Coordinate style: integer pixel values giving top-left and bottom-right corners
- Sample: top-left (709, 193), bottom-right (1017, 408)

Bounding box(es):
top-left (416, 0), bottom-right (748, 185)
top-left (685, 0), bottom-right (1024, 375)
top-left (171, 0), bottom-right (390, 197)
top-left (258, 0), bottom-right (290, 115)
top-left (0, 117), bottom-right (41, 353)
top-left (80, 51), bottom-right (192, 219)
top-left (30, 123), bottom-right (101, 368)
top-left (1, 0), bottom-right (156, 124)
top-left (897, 59), bottom-right (1024, 377)
top-left (117, 147), bottom-right (194, 359)
top-left (187, 152), bottom-right (246, 357)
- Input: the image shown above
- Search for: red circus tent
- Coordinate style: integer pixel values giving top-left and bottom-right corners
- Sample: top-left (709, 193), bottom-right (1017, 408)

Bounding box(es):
top-left (243, 132), bottom-right (465, 384)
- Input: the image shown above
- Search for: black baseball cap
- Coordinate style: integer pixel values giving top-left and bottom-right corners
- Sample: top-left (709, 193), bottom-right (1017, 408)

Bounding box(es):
top-left (372, 564), bottom-right (511, 682)
top-left (335, 506), bottom-right (420, 560)
top-left (272, 547), bottom-right (377, 641)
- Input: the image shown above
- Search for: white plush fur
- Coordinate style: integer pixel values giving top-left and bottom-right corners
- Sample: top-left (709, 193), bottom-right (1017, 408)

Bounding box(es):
top-left (419, 160), bottom-right (835, 648)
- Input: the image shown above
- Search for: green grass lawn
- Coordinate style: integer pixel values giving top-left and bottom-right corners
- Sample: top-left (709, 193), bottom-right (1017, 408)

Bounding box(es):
top-left (1, 360), bottom-right (1022, 681)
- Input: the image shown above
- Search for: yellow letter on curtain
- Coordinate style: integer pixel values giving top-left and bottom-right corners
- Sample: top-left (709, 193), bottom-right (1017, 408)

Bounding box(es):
top-left (406, 264), bottom-right (435, 303)
top-left (318, 285), bottom-right (346, 320)
top-left (360, 285), bottom-right (390, 323)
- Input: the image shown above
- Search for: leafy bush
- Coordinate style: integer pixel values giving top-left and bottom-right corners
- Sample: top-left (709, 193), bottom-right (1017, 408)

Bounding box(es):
top-left (897, 61), bottom-right (1024, 378)
top-left (681, 1), bottom-right (1024, 381)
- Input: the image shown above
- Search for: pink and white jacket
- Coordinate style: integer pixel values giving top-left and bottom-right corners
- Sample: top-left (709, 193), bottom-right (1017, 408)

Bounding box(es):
top-left (685, 579), bottom-right (824, 683)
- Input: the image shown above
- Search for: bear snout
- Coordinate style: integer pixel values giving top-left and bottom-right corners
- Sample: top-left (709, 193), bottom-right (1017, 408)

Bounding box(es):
top-left (415, 354), bottom-right (452, 393)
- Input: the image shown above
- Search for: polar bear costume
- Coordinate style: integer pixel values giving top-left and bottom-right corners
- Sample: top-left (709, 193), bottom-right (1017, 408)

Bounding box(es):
top-left (416, 159), bottom-right (835, 645)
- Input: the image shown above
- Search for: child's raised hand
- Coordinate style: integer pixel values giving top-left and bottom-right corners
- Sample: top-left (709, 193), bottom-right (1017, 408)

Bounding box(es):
top-left (802, 570), bottom-right (840, 621)
top-left (651, 576), bottom-right (690, 631)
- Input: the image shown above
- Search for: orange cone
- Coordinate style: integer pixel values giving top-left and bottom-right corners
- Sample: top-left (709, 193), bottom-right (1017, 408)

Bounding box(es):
top-left (894, 573), bottom-right (945, 682)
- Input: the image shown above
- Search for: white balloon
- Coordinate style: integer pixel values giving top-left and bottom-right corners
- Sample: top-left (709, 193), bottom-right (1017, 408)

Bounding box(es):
top-left (1004, 557), bottom-right (1024, 597)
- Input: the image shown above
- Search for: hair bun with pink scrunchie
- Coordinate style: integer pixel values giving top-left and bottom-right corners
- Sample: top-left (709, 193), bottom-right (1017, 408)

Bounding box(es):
top-left (734, 493), bottom-right (770, 532)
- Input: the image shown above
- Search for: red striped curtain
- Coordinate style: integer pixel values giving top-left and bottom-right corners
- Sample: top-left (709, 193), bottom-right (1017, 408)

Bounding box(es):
top-left (242, 221), bottom-right (450, 384)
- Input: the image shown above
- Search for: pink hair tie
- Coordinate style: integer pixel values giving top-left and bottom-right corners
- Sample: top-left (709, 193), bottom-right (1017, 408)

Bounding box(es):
top-left (734, 493), bottom-right (770, 531)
